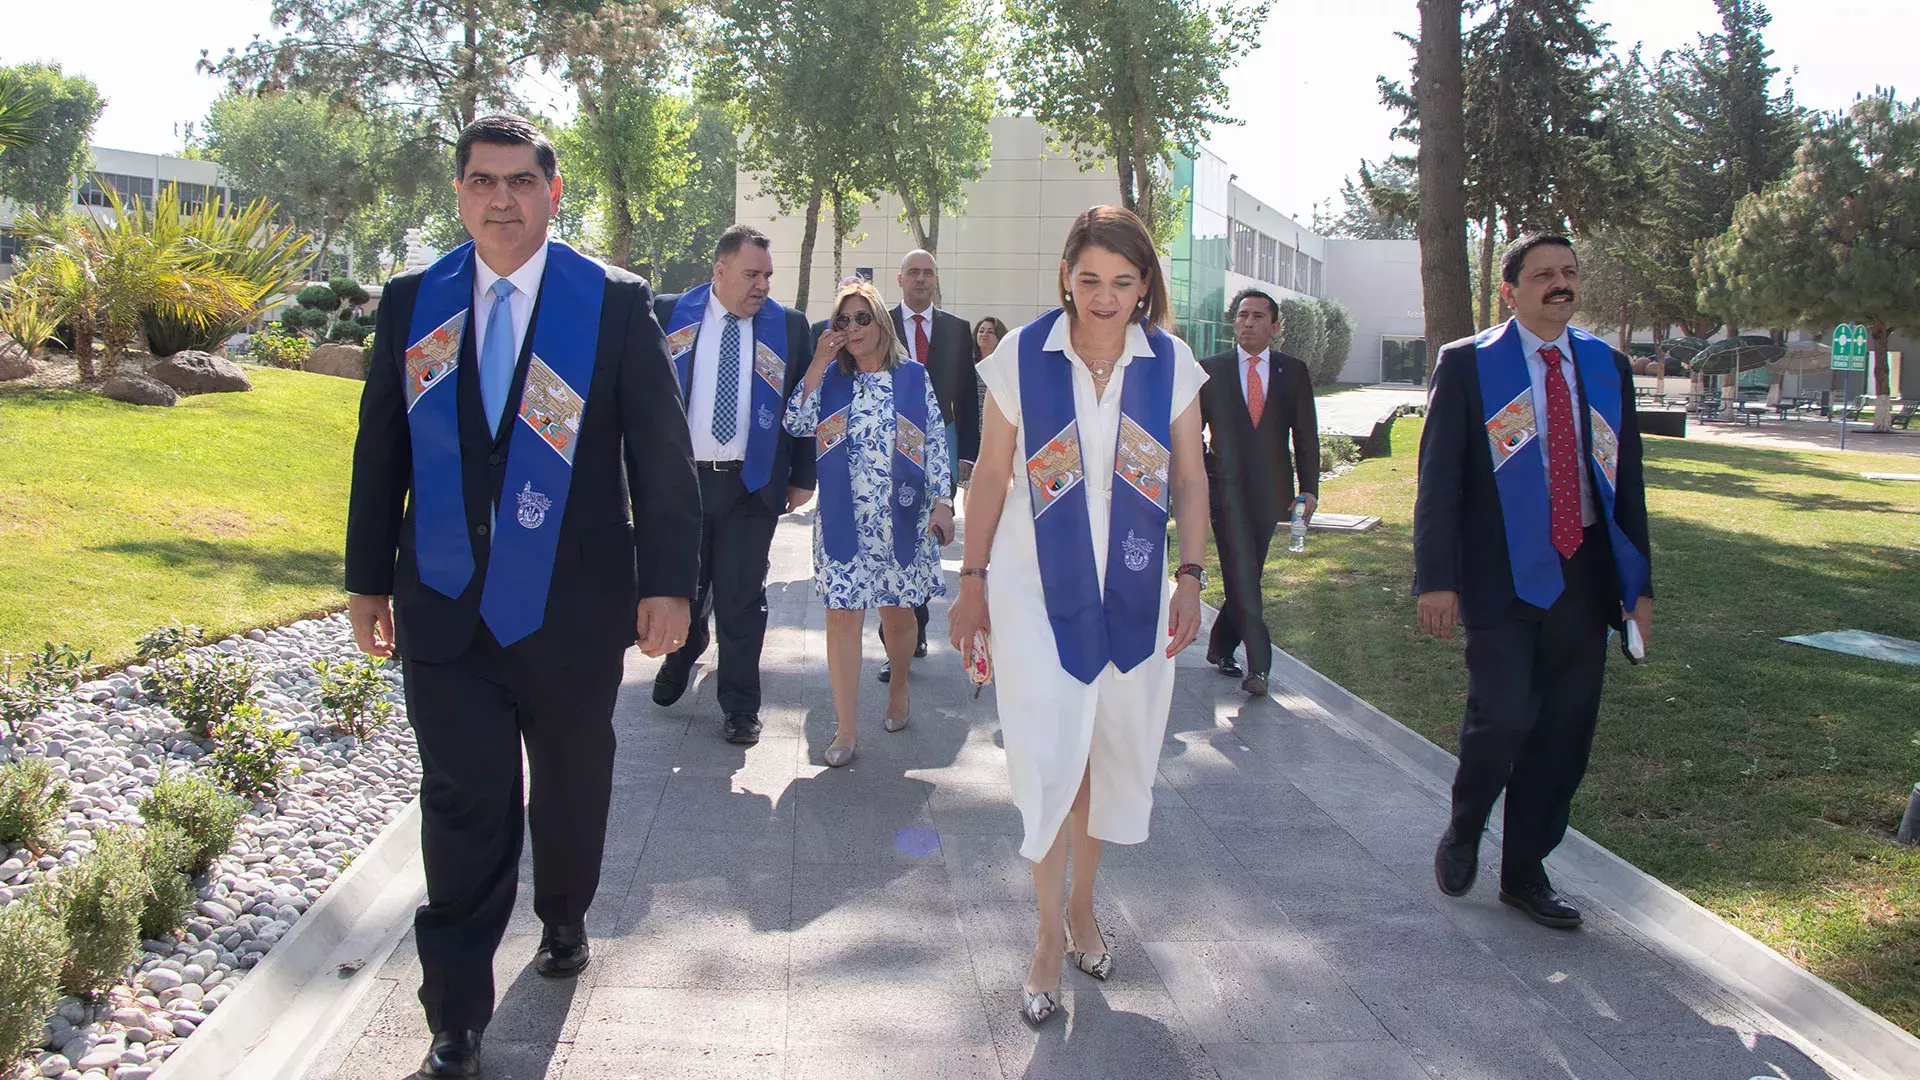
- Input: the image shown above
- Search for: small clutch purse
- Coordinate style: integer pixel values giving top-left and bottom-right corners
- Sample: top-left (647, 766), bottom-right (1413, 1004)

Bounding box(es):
top-left (966, 630), bottom-right (993, 698)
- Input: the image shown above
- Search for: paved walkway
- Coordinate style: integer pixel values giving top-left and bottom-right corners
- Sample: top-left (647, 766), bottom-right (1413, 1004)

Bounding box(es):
top-left (1315, 386), bottom-right (1427, 440)
top-left (1681, 418), bottom-right (1920, 457)
top-left (299, 517), bottom-right (1855, 1080)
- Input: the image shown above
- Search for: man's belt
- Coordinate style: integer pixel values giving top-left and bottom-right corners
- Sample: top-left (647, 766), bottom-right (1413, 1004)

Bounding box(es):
top-left (694, 459), bottom-right (744, 471)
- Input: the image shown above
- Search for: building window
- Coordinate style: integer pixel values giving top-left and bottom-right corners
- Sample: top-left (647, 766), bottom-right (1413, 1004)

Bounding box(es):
top-left (1310, 258), bottom-right (1324, 298)
top-left (1256, 234), bottom-right (1277, 283)
top-left (1295, 251), bottom-right (1312, 296)
top-left (1230, 221), bottom-right (1257, 276)
top-left (166, 181), bottom-right (230, 215)
top-left (0, 229), bottom-right (16, 265)
top-left (1382, 336), bottom-right (1429, 384)
top-left (1276, 244), bottom-right (1294, 290)
top-left (77, 172), bottom-right (155, 209)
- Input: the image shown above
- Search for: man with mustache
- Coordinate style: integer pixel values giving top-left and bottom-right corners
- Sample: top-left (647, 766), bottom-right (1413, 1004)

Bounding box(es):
top-left (346, 115), bottom-right (699, 1076)
top-left (652, 226), bottom-right (817, 744)
top-left (1415, 233), bottom-right (1654, 929)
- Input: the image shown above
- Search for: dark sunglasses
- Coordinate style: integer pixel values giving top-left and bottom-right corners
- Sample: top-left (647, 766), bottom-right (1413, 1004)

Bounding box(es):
top-left (831, 311), bottom-right (875, 330)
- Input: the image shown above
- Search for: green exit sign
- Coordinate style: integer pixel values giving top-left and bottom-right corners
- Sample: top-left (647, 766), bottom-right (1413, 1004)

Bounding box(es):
top-left (1830, 323), bottom-right (1869, 372)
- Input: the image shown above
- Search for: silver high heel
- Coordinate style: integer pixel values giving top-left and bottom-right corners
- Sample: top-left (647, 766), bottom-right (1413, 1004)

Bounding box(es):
top-left (883, 710), bottom-right (909, 733)
top-left (1020, 985), bottom-right (1062, 1026)
top-left (824, 743), bottom-right (857, 767)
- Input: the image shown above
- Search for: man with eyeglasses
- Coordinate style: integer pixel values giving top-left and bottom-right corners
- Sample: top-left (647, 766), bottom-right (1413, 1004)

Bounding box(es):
top-left (652, 225), bottom-right (818, 745)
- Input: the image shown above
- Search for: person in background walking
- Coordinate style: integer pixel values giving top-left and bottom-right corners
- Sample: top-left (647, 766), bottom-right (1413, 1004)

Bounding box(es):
top-left (972, 315), bottom-right (1009, 443)
top-left (1197, 288), bottom-right (1319, 696)
top-left (786, 279), bottom-right (954, 766)
top-left (1416, 233), bottom-right (1654, 930)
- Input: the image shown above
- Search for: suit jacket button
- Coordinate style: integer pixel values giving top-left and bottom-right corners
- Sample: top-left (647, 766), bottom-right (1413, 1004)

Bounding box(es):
top-left (488, 453), bottom-right (504, 466)
top-left (475, 523), bottom-right (489, 536)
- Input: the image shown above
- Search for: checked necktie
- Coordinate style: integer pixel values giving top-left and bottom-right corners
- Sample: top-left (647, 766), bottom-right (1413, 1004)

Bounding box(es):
top-left (712, 313), bottom-right (742, 443)
top-left (913, 313), bottom-right (931, 368)
top-left (1246, 356), bottom-right (1265, 428)
top-left (479, 278), bottom-right (517, 433)
top-left (1539, 345), bottom-right (1584, 558)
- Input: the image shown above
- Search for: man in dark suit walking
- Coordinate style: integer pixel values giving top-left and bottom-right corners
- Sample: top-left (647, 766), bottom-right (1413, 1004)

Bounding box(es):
top-left (877, 249), bottom-right (975, 682)
top-left (1197, 288), bottom-right (1319, 696)
top-left (651, 226), bottom-right (817, 744)
top-left (346, 115), bottom-right (700, 1078)
top-left (1416, 233), bottom-right (1654, 930)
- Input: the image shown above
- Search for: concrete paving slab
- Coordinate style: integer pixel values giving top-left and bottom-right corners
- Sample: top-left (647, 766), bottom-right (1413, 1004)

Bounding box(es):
top-left (282, 514), bottom-right (1894, 1080)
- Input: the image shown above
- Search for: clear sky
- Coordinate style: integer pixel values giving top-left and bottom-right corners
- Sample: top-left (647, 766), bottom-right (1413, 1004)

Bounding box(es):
top-left (3, 0), bottom-right (1916, 224)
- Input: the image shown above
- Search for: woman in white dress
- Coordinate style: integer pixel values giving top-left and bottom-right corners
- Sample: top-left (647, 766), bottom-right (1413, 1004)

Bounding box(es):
top-left (947, 206), bottom-right (1210, 1026)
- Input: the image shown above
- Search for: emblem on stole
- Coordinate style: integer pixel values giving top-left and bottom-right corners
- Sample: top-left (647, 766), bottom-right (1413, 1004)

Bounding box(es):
top-left (515, 482), bottom-right (552, 530)
top-left (1121, 529), bottom-right (1154, 573)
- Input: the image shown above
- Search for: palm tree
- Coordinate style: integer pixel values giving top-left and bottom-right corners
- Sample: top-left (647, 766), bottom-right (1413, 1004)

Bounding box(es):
top-left (0, 71), bottom-right (49, 151)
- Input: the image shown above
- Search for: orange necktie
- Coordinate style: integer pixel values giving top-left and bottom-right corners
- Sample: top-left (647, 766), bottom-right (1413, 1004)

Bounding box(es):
top-left (1246, 357), bottom-right (1265, 428)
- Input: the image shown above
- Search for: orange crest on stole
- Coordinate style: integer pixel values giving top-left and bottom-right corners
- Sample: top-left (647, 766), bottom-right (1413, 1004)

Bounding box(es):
top-left (404, 310), bottom-right (465, 411)
top-left (1484, 388), bottom-right (1536, 472)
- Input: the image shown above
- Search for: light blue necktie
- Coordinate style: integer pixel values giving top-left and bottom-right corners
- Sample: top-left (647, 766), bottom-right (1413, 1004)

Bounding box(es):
top-left (712, 313), bottom-right (742, 444)
top-left (480, 278), bottom-right (517, 433)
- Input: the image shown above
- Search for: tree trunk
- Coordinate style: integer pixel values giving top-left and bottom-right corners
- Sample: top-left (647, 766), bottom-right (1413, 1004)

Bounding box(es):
top-left (1415, 0), bottom-right (1475, 361)
top-left (1871, 320), bottom-right (1894, 432)
top-left (1130, 109), bottom-right (1155, 238)
top-left (459, 3), bottom-right (480, 131)
top-left (927, 194), bottom-right (940, 257)
top-left (891, 154), bottom-right (932, 252)
top-left (581, 87), bottom-right (635, 269)
top-left (832, 188), bottom-right (844, 282)
top-left (1476, 217), bottom-right (1495, 330)
top-left (795, 178), bottom-right (822, 316)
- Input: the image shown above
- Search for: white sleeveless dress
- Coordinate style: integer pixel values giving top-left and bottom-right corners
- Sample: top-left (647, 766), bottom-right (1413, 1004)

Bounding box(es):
top-left (975, 317), bottom-right (1207, 862)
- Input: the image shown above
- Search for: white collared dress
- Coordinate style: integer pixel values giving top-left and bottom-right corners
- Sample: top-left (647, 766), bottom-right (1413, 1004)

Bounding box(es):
top-left (975, 318), bottom-right (1207, 861)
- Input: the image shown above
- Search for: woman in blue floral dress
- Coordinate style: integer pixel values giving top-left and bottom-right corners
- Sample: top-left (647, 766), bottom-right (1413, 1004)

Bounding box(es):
top-left (786, 279), bottom-right (954, 767)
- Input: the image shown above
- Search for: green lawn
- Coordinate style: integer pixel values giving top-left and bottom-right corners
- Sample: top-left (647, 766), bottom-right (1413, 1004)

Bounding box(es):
top-left (0, 369), bottom-right (361, 664)
top-left (1202, 419), bottom-right (1920, 1033)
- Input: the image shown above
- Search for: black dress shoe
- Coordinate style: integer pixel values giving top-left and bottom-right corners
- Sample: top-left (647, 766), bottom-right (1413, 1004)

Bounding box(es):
top-left (1499, 881), bottom-right (1583, 928)
top-left (534, 922), bottom-right (591, 978)
top-left (1241, 672), bottom-right (1268, 695)
top-left (1434, 829), bottom-right (1478, 897)
top-left (723, 711), bottom-right (762, 745)
top-left (1215, 657), bottom-right (1244, 678)
top-left (877, 660), bottom-right (892, 683)
top-left (652, 662), bottom-right (691, 707)
top-left (418, 1029), bottom-right (483, 1078)
top-left (913, 632), bottom-right (928, 659)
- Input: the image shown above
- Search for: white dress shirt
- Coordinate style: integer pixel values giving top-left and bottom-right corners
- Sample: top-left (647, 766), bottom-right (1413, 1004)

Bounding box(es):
top-left (472, 242), bottom-right (548, 381)
top-left (899, 303), bottom-right (936, 366)
top-left (687, 290), bottom-right (756, 461)
top-left (1235, 346), bottom-right (1270, 409)
top-left (1514, 321), bottom-right (1598, 525)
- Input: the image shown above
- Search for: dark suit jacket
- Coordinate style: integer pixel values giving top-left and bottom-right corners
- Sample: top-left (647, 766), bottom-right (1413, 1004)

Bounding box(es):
top-left (1412, 331), bottom-right (1653, 627)
top-left (1198, 348), bottom-right (1319, 530)
top-left (653, 292), bottom-right (818, 515)
top-left (346, 259), bottom-right (702, 666)
top-left (892, 304), bottom-right (980, 462)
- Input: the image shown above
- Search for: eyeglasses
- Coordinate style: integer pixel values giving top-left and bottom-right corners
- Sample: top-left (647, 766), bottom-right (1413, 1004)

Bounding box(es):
top-left (831, 311), bottom-right (875, 330)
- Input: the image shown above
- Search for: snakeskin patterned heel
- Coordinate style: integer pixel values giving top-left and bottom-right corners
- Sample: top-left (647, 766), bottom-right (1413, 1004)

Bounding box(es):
top-left (1020, 985), bottom-right (1062, 1026)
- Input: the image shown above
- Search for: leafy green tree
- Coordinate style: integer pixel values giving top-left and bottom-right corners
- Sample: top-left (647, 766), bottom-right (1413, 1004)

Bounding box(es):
top-left (1316, 158), bottom-right (1418, 241)
top-left (645, 103), bottom-right (738, 292)
top-left (559, 82), bottom-right (693, 271)
top-left (1005, 0), bottom-right (1271, 245)
top-left (199, 93), bottom-right (378, 264)
top-left (1698, 93), bottom-right (1920, 432)
top-left (866, 0), bottom-right (995, 254)
top-left (0, 63), bottom-right (103, 213)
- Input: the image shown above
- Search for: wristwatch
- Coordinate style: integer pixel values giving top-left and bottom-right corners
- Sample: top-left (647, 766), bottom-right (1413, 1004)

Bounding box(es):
top-left (1175, 563), bottom-right (1207, 588)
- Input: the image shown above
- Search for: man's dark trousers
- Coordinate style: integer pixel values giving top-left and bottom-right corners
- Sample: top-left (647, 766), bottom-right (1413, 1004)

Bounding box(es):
top-left (665, 464), bottom-right (780, 713)
top-left (404, 627), bottom-right (625, 1033)
top-left (1449, 523), bottom-right (1611, 892)
top-left (1208, 507), bottom-right (1276, 675)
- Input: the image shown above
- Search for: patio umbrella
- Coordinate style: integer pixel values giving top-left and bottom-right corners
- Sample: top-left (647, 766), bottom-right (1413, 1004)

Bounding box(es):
top-left (1658, 336), bottom-right (1713, 396)
top-left (1766, 340), bottom-right (1831, 375)
top-left (1692, 336), bottom-right (1787, 416)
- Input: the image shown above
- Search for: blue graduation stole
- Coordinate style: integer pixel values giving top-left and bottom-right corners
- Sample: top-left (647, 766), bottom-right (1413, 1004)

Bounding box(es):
top-left (1018, 308), bottom-right (1176, 684)
top-left (1474, 318), bottom-right (1652, 611)
top-left (663, 284), bottom-right (788, 493)
top-left (401, 239), bottom-right (606, 646)
top-left (814, 360), bottom-right (931, 569)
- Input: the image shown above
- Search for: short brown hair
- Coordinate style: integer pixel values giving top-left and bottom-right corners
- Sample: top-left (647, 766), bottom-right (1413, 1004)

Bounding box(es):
top-left (1057, 206), bottom-right (1169, 329)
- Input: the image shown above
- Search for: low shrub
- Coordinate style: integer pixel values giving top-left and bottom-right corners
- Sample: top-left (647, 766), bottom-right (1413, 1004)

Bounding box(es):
top-left (0, 895), bottom-right (68, 1066)
top-left (133, 822), bottom-right (198, 939)
top-left (140, 767), bottom-right (245, 874)
top-left (0, 758), bottom-right (69, 855)
top-left (207, 702), bottom-right (297, 799)
top-left (145, 651), bottom-right (258, 739)
top-left (133, 621), bottom-right (206, 664)
top-left (57, 829), bottom-right (147, 999)
top-left (1318, 434), bottom-right (1360, 473)
top-left (25, 642), bottom-right (92, 693)
top-left (0, 655), bottom-right (53, 739)
top-left (295, 282), bottom-right (342, 311)
top-left (313, 655), bottom-right (396, 740)
top-left (250, 329), bottom-right (312, 369)
top-left (327, 276), bottom-right (370, 307)
top-left (327, 319), bottom-right (371, 345)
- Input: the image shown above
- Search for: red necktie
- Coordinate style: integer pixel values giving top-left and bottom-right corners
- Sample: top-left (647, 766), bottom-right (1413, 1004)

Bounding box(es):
top-left (1246, 357), bottom-right (1265, 427)
top-left (913, 314), bottom-right (930, 367)
top-left (1540, 345), bottom-right (1583, 558)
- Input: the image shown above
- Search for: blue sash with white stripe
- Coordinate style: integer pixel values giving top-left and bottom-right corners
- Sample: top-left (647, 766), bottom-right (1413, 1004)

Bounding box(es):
top-left (402, 240), bottom-right (606, 646)
top-left (1018, 309), bottom-right (1175, 684)
top-left (663, 284), bottom-right (788, 493)
top-left (1474, 318), bottom-right (1651, 611)
top-left (815, 360), bottom-right (931, 570)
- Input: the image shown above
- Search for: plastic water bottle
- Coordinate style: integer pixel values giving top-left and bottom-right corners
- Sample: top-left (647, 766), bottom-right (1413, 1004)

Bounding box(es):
top-left (1288, 495), bottom-right (1308, 553)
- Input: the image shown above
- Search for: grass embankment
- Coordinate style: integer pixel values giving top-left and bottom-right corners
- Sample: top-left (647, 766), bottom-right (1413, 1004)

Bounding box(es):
top-left (0, 369), bottom-right (360, 664)
top-left (1204, 417), bottom-right (1920, 1033)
